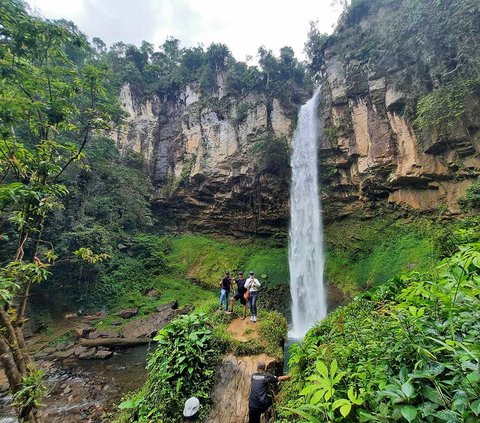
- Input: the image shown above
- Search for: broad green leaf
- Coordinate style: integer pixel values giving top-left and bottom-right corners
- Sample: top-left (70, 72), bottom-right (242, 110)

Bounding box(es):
top-left (400, 405), bottom-right (417, 422)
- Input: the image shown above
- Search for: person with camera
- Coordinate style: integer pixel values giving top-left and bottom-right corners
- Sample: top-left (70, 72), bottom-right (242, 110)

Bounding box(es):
top-left (246, 271), bottom-right (261, 322)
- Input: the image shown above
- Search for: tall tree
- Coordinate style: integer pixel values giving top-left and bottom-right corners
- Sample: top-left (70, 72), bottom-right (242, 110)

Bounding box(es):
top-left (0, 1), bottom-right (122, 420)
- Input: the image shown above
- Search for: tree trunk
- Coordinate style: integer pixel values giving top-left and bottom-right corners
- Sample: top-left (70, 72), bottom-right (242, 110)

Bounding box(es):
top-left (80, 337), bottom-right (151, 348)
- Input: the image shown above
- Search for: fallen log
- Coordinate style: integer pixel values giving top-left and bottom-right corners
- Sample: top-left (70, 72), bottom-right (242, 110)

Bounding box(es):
top-left (79, 337), bottom-right (150, 348)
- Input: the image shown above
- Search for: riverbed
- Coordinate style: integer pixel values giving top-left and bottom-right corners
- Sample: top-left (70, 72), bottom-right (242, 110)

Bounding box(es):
top-left (0, 344), bottom-right (150, 422)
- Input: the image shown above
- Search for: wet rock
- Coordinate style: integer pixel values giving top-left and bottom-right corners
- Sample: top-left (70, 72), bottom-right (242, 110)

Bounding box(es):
top-left (73, 345), bottom-right (89, 356)
top-left (94, 350), bottom-right (113, 359)
top-left (55, 348), bottom-right (75, 359)
top-left (117, 308), bottom-right (139, 319)
top-left (63, 386), bottom-right (72, 394)
top-left (78, 348), bottom-right (96, 360)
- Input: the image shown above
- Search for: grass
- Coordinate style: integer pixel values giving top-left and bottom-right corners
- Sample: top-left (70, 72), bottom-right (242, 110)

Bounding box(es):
top-left (324, 215), bottom-right (439, 295)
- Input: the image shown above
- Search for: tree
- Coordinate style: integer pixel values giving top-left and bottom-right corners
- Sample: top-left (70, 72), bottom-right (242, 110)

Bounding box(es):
top-left (0, 1), bottom-right (122, 420)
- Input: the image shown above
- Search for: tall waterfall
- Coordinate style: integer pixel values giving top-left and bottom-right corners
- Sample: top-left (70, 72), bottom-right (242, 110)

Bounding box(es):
top-left (288, 88), bottom-right (327, 338)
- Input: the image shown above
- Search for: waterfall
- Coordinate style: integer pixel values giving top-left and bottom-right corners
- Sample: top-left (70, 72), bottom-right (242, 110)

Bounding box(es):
top-left (288, 88), bottom-right (327, 338)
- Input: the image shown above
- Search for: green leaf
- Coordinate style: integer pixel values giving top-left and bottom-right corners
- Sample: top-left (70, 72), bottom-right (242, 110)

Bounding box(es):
top-left (400, 405), bottom-right (417, 422)
top-left (401, 382), bottom-right (415, 398)
top-left (471, 399), bottom-right (480, 415)
top-left (340, 403), bottom-right (352, 417)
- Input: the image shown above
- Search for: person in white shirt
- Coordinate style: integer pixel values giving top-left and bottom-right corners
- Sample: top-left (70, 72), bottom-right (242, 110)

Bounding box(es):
top-left (246, 271), bottom-right (261, 322)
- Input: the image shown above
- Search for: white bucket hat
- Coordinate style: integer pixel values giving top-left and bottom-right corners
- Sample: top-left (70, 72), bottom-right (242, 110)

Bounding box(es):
top-left (183, 396), bottom-right (200, 417)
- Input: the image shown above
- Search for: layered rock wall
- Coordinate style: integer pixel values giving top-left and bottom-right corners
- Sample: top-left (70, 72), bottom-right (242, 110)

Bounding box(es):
top-left (116, 82), bottom-right (292, 234)
top-left (318, 51), bottom-right (480, 219)
top-left (116, 43), bottom-right (480, 232)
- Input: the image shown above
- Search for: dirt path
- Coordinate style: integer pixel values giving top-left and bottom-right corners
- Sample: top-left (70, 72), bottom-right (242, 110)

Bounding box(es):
top-left (227, 317), bottom-right (259, 342)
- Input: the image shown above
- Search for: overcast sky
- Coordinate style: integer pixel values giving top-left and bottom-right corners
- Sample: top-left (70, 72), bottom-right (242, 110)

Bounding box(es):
top-left (25, 0), bottom-right (343, 61)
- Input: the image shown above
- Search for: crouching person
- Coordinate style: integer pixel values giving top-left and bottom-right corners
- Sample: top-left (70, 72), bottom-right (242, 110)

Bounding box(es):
top-left (248, 362), bottom-right (291, 423)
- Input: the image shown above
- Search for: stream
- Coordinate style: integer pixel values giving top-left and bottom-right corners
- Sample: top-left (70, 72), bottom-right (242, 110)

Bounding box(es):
top-left (0, 344), bottom-right (150, 422)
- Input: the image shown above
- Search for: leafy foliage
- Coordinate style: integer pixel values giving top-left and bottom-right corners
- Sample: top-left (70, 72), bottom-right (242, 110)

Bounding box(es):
top-left (117, 313), bottom-right (224, 423)
top-left (280, 227), bottom-right (480, 422)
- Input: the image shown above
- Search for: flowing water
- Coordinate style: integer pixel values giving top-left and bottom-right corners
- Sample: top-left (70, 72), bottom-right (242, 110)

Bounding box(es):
top-left (288, 88), bottom-right (327, 338)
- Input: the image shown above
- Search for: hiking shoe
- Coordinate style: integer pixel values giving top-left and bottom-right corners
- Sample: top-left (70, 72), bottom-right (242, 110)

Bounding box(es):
top-left (253, 316), bottom-right (257, 323)
top-left (250, 316), bottom-right (254, 322)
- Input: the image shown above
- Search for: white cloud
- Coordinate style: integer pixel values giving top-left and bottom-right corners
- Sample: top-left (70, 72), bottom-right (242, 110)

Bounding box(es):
top-left (26, 0), bottom-right (342, 60)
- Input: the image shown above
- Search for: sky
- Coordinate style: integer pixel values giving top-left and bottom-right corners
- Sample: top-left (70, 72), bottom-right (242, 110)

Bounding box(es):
top-left (25, 0), bottom-right (343, 62)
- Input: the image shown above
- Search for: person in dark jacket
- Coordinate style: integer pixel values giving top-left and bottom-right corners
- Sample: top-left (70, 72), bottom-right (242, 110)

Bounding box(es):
top-left (218, 271), bottom-right (232, 311)
top-left (229, 270), bottom-right (247, 318)
top-left (248, 362), bottom-right (290, 423)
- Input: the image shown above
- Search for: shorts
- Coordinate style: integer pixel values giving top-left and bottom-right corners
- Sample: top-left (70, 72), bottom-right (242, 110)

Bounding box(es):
top-left (233, 292), bottom-right (247, 305)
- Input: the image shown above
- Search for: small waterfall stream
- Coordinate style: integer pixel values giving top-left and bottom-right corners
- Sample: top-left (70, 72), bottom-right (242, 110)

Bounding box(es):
top-left (288, 88), bottom-right (327, 338)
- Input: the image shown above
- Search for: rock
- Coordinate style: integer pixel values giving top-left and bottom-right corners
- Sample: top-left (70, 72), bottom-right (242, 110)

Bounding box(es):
top-left (117, 308), bottom-right (139, 319)
top-left (73, 345), bottom-right (89, 356)
top-left (156, 301), bottom-right (178, 313)
top-left (123, 304), bottom-right (177, 338)
top-left (111, 320), bottom-right (122, 326)
top-left (74, 326), bottom-right (95, 338)
top-left (94, 350), bottom-right (113, 359)
top-left (63, 386), bottom-right (72, 394)
top-left (55, 348), bottom-right (75, 359)
top-left (78, 348), bottom-right (96, 359)
top-left (144, 289), bottom-right (160, 298)
top-left (43, 347), bottom-right (56, 354)
top-left (97, 331), bottom-right (120, 338)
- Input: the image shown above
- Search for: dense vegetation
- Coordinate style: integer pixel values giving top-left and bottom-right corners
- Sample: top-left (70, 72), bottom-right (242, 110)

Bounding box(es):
top-left (307, 0), bottom-right (480, 141)
top-left (0, 0), bottom-right (123, 419)
top-left (115, 307), bottom-right (287, 422)
top-left (279, 222), bottom-right (480, 422)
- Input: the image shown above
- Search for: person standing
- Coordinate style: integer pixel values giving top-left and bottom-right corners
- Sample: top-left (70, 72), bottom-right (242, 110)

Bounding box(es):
top-left (219, 270), bottom-right (232, 311)
top-left (246, 271), bottom-right (261, 322)
top-left (248, 362), bottom-right (290, 423)
top-left (229, 270), bottom-right (247, 318)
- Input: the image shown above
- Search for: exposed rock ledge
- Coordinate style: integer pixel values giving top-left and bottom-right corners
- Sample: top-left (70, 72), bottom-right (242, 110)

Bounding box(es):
top-left (206, 353), bottom-right (277, 423)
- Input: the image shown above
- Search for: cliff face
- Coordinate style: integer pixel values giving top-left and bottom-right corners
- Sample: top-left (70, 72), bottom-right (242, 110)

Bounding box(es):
top-left (115, 4), bottom-right (480, 233)
top-left (116, 81), bottom-right (293, 235)
top-left (318, 51), bottom-right (480, 220)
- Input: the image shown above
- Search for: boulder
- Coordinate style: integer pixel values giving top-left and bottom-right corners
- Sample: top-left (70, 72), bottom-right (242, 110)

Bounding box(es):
top-left (117, 308), bottom-right (139, 319)
top-left (123, 303), bottom-right (177, 338)
top-left (73, 345), bottom-right (89, 356)
top-left (78, 348), bottom-right (96, 359)
top-left (74, 326), bottom-right (95, 338)
top-left (94, 350), bottom-right (113, 359)
top-left (144, 288), bottom-right (160, 298)
top-left (156, 301), bottom-right (178, 313)
top-left (55, 348), bottom-right (75, 359)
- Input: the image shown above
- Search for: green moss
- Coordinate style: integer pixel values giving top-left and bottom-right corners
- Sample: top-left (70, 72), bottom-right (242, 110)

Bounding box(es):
top-left (324, 215), bottom-right (439, 295)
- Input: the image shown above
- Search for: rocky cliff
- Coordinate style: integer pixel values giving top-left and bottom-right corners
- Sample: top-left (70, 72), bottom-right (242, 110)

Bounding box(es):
top-left (115, 1), bottom-right (480, 232)
top-left (318, 50), bottom-right (480, 220)
top-left (115, 81), bottom-right (293, 235)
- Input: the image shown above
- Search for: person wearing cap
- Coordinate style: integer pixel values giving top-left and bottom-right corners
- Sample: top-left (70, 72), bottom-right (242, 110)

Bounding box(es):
top-left (248, 362), bottom-right (290, 423)
top-left (218, 270), bottom-right (232, 311)
top-left (246, 271), bottom-right (261, 322)
top-left (183, 396), bottom-right (200, 421)
top-left (229, 270), bottom-right (248, 318)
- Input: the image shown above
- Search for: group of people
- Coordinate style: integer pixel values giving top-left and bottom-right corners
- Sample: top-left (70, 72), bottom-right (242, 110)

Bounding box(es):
top-left (219, 270), bottom-right (261, 322)
top-left (182, 361), bottom-right (290, 423)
